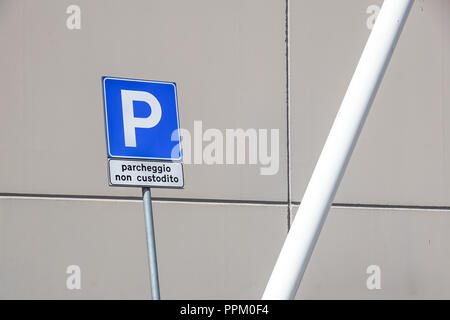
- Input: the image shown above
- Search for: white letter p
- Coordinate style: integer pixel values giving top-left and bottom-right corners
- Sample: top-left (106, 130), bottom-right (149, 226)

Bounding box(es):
top-left (121, 90), bottom-right (162, 147)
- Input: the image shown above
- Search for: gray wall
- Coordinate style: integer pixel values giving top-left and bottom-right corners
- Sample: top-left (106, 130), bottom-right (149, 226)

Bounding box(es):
top-left (0, 0), bottom-right (449, 299)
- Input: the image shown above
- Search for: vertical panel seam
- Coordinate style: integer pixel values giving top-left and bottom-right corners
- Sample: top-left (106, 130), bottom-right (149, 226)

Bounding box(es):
top-left (285, 0), bottom-right (292, 232)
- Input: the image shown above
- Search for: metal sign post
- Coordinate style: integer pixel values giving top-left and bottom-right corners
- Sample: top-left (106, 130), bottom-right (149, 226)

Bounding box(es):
top-left (142, 187), bottom-right (160, 300)
top-left (102, 76), bottom-right (183, 300)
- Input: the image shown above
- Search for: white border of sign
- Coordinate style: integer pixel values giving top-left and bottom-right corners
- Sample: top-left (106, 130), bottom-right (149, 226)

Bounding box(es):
top-left (102, 76), bottom-right (183, 161)
top-left (108, 159), bottom-right (184, 188)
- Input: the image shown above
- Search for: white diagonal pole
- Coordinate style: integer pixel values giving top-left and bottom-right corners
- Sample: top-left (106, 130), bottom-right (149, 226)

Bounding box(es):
top-left (263, 0), bottom-right (414, 300)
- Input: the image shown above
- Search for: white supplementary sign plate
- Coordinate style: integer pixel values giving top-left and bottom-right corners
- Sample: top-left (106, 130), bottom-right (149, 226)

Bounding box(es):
top-left (108, 159), bottom-right (184, 188)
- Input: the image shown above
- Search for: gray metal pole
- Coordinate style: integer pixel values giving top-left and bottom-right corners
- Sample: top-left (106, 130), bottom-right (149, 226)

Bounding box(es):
top-left (142, 187), bottom-right (160, 300)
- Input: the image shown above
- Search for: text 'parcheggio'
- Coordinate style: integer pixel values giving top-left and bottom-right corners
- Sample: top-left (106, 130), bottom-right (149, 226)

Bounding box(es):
top-left (108, 159), bottom-right (184, 188)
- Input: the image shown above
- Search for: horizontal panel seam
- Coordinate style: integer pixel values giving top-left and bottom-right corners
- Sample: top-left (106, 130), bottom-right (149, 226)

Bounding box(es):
top-left (2, 193), bottom-right (450, 212)
top-left (0, 193), bottom-right (287, 207)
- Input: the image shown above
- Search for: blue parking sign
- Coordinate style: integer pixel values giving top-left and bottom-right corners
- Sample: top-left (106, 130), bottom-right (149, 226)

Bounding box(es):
top-left (102, 76), bottom-right (182, 161)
